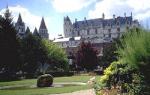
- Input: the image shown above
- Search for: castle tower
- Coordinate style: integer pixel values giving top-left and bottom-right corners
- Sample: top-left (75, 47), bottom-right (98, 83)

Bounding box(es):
top-left (15, 13), bottom-right (25, 38)
top-left (39, 17), bottom-right (49, 39)
top-left (64, 16), bottom-right (73, 37)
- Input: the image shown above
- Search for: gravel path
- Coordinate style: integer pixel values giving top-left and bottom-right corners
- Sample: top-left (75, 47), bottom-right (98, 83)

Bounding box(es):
top-left (50, 89), bottom-right (96, 95)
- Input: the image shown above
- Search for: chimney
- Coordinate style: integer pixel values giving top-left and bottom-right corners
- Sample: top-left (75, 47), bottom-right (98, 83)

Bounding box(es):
top-left (124, 12), bottom-right (126, 17)
top-left (102, 13), bottom-right (105, 19)
top-left (84, 17), bottom-right (86, 21)
top-left (75, 18), bottom-right (77, 22)
top-left (113, 14), bottom-right (115, 19)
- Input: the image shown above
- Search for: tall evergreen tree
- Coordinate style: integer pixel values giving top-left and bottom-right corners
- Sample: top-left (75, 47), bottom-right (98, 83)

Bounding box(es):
top-left (0, 7), bottom-right (21, 73)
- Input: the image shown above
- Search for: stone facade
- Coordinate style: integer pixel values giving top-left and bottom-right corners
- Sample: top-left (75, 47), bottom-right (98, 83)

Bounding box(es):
top-left (63, 13), bottom-right (139, 44)
top-left (54, 13), bottom-right (139, 58)
top-left (15, 14), bottom-right (49, 39)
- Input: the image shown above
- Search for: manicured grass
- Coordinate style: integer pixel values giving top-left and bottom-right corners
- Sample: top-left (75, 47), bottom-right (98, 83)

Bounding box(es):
top-left (0, 85), bottom-right (91, 95)
top-left (0, 75), bottom-right (100, 95)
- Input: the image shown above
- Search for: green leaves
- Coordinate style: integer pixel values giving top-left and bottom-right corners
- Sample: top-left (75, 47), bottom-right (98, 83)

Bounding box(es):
top-left (42, 40), bottom-right (68, 71)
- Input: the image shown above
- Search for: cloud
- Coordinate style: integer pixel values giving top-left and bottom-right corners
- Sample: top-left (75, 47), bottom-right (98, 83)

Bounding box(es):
top-left (88, 0), bottom-right (150, 21)
top-left (51, 0), bottom-right (96, 13)
top-left (0, 5), bottom-right (51, 33)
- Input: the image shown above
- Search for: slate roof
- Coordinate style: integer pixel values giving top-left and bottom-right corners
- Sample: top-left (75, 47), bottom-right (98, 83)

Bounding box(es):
top-left (33, 27), bottom-right (40, 36)
top-left (73, 16), bottom-right (132, 29)
top-left (39, 17), bottom-right (47, 29)
top-left (16, 13), bottom-right (25, 26)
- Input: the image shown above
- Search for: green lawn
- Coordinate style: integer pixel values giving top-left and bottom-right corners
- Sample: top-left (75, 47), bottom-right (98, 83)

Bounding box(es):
top-left (0, 75), bottom-right (100, 95)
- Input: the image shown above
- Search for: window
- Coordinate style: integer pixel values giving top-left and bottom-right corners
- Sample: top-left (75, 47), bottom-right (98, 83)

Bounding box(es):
top-left (108, 29), bottom-right (111, 38)
top-left (117, 28), bottom-right (120, 32)
top-left (95, 29), bottom-right (97, 34)
top-left (87, 29), bottom-right (89, 35)
top-left (77, 31), bottom-right (80, 36)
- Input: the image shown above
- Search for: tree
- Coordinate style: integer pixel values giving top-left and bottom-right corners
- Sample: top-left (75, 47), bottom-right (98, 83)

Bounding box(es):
top-left (100, 40), bottom-right (118, 68)
top-left (21, 33), bottom-right (47, 74)
top-left (42, 40), bottom-right (69, 71)
top-left (0, 7), bottom-right (21, 73)
top-left (76, 41), bottom-right (98, 71)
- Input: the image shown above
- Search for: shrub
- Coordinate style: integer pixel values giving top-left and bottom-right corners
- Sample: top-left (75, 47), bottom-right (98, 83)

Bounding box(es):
top-left (37, 74), bottom-right (53, 87)
top-left (96, 28), bottom-right (150, 95)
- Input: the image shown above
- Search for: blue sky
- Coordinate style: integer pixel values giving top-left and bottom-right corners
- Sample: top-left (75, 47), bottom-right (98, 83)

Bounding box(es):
top-left (0, 0), bottom-right (150, 39)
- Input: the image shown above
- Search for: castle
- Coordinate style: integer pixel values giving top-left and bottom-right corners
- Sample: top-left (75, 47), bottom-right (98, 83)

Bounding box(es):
top-left (15, 13), bottom-right (49, 39)
top-left (54, 13), bottom-right (139, 57)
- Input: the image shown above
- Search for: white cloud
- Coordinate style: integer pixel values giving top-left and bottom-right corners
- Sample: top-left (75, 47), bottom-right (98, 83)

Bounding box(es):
top-left (88, 0), bottom-right (150, 21)
top-left (51, 0), bottom-right (96, 13)
top-left (0, 5), bottom-right (51, 32)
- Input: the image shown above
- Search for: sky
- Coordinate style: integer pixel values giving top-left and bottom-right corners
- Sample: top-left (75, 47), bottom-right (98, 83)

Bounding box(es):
top-left (0, 0), bottom-right (150, 39)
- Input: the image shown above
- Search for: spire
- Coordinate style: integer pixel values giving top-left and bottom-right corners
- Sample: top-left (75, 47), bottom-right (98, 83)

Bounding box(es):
top-left (66, 16), bottom-right (70, 21)
top-left (4, 4), bottom-right (11, 19)
top-left (17, 13), bottom-right (23, 23)
top-left (39, 17), bottom-right (47, 29)
top-left (33, 27), bottom-right (40, 36)
top-left (26, 26), bottom-right (30, 34)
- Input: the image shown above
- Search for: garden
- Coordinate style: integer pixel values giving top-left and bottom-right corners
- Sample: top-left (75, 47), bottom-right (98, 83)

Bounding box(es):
top-left (95, 28), bottom-right (150, 95)
top-left (0, 75), bottom-right (99, 95)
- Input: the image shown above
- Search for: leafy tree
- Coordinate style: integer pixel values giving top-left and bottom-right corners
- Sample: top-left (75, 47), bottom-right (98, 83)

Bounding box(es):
top-left (0, 7), bottom-right (21, 73)
top-left (42, 40), bottom-right (69, 71)
top-left (97, 28), bottom-right (150, 95)
top-left (100, 40), bottom-right (118, 68)
top-left (76, 41), bottom-right (98, 71)
top-left (21, 33), bottom-right (47, 74)
top-left (117, 28), bottom-right (150, 94)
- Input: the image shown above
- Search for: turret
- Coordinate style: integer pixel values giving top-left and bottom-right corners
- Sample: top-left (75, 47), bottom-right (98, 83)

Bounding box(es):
top-left (33, 27), bottom-right (40, 37)
top-left (63, 16), bottom-right (73, 37)
top-left (15, 13), bottom-right (25, 38)
top-left (39, 17), bottom-right (49, 39)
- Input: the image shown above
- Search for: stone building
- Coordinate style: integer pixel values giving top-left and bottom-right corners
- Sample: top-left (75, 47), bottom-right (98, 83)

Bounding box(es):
top-left (15, 14), bottom-right (49, 39)
top-left (54, 13), bottom-right (139, 58)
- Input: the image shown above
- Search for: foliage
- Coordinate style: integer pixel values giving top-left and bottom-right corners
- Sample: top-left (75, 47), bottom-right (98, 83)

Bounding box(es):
top-left (100, 41), bottom-right (118, 68)
top-left (0, 7), bottom-right (21, 74)
top-left (117, 28), bottom-right (150, 94)
top-left (42, 40), bottom-right (69, 71)
top-left (76, 41), bottom-right (98, 71)
top-left (96, 28), bottom-right (150, 95)
top-left (20, 33), bottom-right (47, 74)
top-left (37, 74), bottom-right (53, 87)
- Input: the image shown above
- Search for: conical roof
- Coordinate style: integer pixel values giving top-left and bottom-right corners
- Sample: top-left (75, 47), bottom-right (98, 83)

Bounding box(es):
top-left (17, 13), bottom-right (24, 25)
top-left (26, 26), bottom-right (30, 34)
top-left (33, 27), bottom-right (40, 36)
top-left (39, 17), bottom-right (47, 29)
top-left (17, 13), bottom-right (22, 23)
